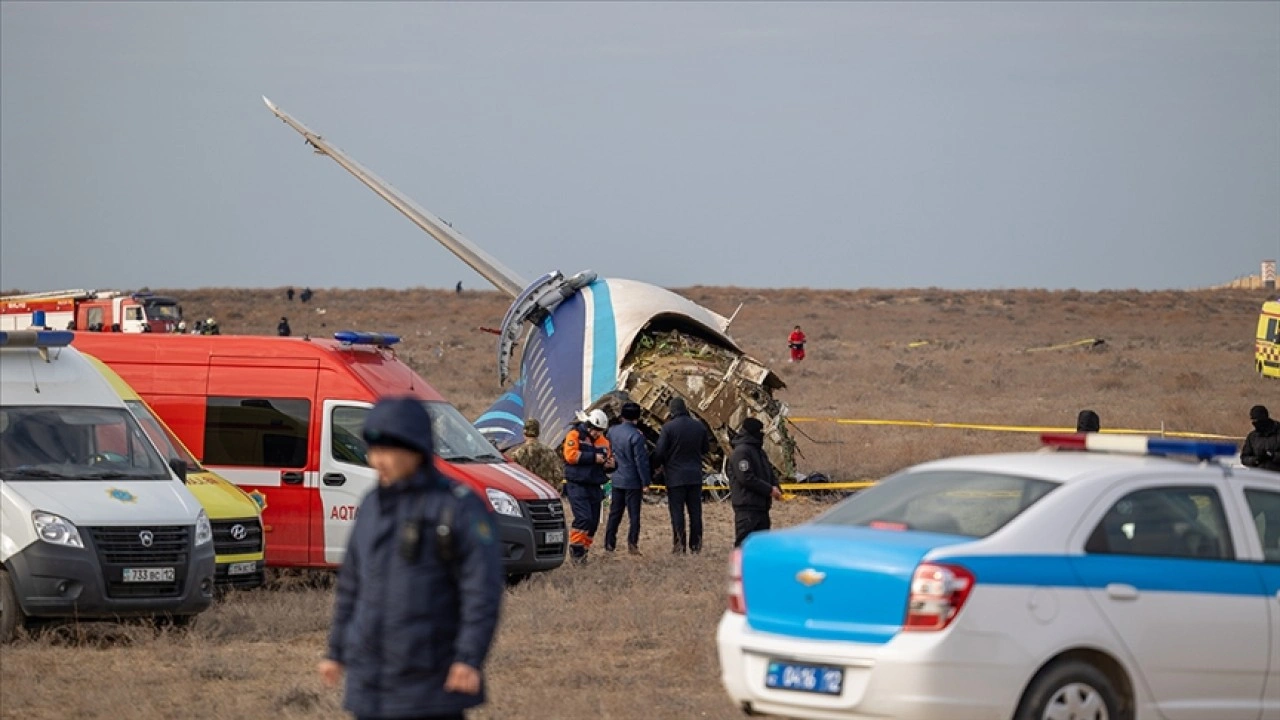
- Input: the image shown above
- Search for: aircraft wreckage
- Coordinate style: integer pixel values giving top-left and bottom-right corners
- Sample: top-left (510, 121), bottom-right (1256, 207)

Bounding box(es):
top-left (263, 97), bottom-right (798, 481)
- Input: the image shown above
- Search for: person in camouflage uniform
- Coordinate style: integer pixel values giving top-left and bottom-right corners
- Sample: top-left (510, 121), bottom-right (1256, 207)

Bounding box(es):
top-left (509, 418), bottom-right (565, 493)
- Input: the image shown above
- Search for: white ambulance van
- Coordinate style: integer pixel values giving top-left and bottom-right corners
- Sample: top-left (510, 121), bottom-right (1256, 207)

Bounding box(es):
top-left (0, 330), bottom-right (215, 642)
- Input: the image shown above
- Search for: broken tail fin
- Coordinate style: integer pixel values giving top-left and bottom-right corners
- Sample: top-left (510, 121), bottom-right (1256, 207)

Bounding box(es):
top-left (262, 96), bottom-right (526, 297)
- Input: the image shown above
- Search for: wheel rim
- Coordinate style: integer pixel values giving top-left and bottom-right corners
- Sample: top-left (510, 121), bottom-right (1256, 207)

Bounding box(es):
top-left (1042, 681), bottom-right (1109, 720)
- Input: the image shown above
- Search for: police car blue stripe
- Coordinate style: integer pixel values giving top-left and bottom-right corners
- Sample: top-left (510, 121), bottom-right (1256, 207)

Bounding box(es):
top-left (940, 554), bottom-right (1269, 597)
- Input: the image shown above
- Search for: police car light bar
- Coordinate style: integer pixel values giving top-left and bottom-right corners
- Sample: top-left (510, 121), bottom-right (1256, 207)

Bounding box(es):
top-left (0, 330), bottom-right (74, 348)
top-left (333, 331), bottom-right (401, 347)
top-left (1040, 433), bottom-right (1238, 460)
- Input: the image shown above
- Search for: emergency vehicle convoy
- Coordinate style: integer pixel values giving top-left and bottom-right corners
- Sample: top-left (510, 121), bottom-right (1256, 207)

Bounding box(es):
top-left (719, 434), bottom-right (1279, 720)
top-left (84, 354), bottom-right (266, 589)
top-left (1, 331), bottom-right (216, 642)
top-left (0, 289), bottom-right (183, 334)
top-left (1258, 298), bottom-right (1279, 379)
top-left (71, 330), bottom-right (567, 578)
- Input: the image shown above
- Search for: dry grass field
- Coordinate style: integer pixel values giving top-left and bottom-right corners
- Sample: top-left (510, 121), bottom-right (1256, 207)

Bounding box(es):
top-left (1, 285), bottom-right (1274, 719)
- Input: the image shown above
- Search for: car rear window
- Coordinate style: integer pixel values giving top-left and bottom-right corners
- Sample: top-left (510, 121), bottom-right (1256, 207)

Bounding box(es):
top-left (814, 470), bottom-right (1059, 538)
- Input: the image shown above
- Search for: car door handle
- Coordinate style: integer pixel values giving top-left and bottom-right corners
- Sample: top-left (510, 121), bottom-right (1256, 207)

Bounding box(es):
top-left (281, 471), bottom-right (304, 485)
top-left (322, 473), bottom-right (346, 487)
top-left (1106, 583), bottom-right (1139, 601)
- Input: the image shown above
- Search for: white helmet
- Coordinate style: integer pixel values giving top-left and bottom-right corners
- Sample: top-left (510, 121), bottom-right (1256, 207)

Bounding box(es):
top-left (577, 409), bottom-right (609, 430)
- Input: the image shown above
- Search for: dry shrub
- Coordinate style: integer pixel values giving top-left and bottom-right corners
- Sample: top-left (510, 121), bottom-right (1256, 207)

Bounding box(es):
top-left (1170, 371), bottom-right (1210, 392)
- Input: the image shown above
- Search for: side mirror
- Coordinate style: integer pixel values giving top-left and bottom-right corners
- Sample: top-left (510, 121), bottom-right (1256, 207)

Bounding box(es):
top-left (169, 458), bottom-right (188, 483)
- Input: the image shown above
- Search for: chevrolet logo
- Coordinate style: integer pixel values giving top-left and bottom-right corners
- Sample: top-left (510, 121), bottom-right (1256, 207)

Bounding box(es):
top-left (795, 568), bottom-right (826, 587)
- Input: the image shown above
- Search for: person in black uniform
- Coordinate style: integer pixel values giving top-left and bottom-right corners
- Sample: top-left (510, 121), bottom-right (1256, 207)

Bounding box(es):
top-left (727, 417), bottom-right (782, 548)
top-left (1242, 405), bottom-right (1280, 473)
top-left (318, 397), bottom-right (505, 720)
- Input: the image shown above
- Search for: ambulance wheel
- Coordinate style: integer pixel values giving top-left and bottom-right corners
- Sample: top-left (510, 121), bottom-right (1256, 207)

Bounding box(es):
top-left (0, 568), bottom-right (26, 644)
top-left (1015, 659), bottom-right (1127, 720)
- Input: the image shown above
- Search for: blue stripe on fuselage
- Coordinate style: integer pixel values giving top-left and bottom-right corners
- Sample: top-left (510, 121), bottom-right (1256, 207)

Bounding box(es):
top-left (588, 280), bottom-right (617, 403)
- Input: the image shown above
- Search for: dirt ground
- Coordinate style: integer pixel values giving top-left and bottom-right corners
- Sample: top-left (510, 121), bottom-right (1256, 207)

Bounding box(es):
top-left (0, 285), bottom-right (1274, 719)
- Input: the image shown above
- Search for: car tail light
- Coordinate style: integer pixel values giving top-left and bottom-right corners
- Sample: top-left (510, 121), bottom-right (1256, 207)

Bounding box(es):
top-left (727, 548), bottom-right (746, 614)
top-left (904, 563), bottom-right (974, 631)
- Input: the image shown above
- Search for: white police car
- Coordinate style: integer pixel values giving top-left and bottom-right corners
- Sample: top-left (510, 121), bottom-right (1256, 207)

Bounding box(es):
top-left (717, 434), bottom-right (1280, 720)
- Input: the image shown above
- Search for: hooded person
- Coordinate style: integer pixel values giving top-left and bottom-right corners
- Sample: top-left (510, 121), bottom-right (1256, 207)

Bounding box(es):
top-left (318, 396), bottom-right (505, 720)
top-left (727, 417), bottom-right (783, 548)
top-left (1242, 405), bottom-right (1280, 472)
top-left (603, 402), bottom-right (651, 555)
top-left (1076, 410), bottom-right (1101, 433)
top-left (652, 396), bottom-right (710, 554)
top-left (561, 408), bottom-right (614, 562)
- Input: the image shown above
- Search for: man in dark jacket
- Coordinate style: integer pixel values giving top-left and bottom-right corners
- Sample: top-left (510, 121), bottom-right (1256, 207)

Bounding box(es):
top-left (277, 316), bottom-right (292, 337)
top-left (653, 396), bottom-right (710, 554)
top-left (318, 396), bottom-right (504, 720)
top-left (727, 418), bottom-right (782, 548)
top-left (561, 408), bottom-right (614, 563)
top-left (1242, 405), bottom-right (1280, 473)
top-left (603, 402), bottom-right (650, 555)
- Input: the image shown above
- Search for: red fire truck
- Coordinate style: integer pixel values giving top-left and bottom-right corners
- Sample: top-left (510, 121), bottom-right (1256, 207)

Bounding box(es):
top-left (0, 289), bottom-right (183, 333)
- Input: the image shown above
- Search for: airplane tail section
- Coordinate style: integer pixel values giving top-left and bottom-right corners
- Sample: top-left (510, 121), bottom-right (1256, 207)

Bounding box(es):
top-left (263, 97), bottom-right (526, 297)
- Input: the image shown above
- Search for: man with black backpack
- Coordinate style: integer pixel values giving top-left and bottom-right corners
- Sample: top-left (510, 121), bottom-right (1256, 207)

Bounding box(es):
top-left (319, 396), bottom-right (505, 720)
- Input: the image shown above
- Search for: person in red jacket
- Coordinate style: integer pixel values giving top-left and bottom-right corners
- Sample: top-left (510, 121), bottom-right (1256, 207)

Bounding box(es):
top-left (788, 326), bottom-right (806, 363)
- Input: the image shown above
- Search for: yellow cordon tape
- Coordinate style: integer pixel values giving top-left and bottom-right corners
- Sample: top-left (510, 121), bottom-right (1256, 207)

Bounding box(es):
top-left (786, 417), bottom-right (1242, 441)
top-left (648, 481), bottom-right (874, 493)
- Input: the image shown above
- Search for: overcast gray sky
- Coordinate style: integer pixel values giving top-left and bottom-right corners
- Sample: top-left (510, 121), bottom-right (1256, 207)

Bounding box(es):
top-left (2, 2), bottom-right (1277, 292)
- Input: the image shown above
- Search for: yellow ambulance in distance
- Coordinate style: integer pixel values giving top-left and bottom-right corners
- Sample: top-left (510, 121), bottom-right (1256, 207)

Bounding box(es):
top-left (83, 354), bottom-right (266, 588)
top-left (1258, 299), bottom-right (1280, 379)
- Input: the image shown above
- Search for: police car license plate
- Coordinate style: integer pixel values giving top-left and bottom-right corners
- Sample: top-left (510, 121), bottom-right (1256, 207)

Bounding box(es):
top-left (544, 530), bottom-right (564, 544)
top-left (123, 567), bottom-right (175, 583)
top-left (765, 660), bottom-right (844, 696)
top-left (227, 561), bottom-right (257, 575)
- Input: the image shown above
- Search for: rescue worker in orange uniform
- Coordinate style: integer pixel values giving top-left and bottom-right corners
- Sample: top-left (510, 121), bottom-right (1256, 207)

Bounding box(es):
top-left (562, 409), bottom-right (615, 563)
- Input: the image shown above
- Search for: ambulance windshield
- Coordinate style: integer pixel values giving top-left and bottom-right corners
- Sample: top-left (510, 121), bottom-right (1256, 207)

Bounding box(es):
top-left (425, 402), bottom-right (505, 462)
top-left (327, 401), bottom-right (504, 466)
top-left (0, 406), bottom-right (173, 480)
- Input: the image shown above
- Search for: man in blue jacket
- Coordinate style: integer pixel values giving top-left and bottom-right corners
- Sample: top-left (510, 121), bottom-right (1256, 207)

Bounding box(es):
top-left (318, 396), bottom-right (505, 720)
top-left (653, 396), bottom-right (710, 554)
top-left (603, 402), bottom-right (651, 555)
